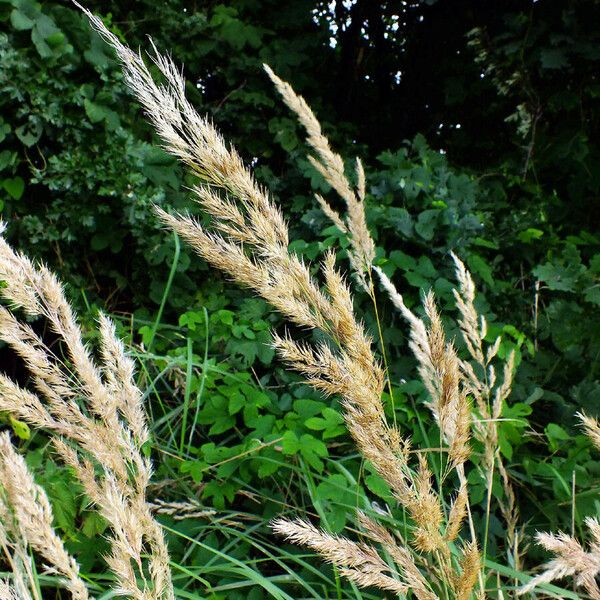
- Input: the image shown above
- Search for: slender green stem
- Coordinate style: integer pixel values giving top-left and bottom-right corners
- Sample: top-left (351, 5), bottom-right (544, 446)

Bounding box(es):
top-left (188, 306), bottom-right (209, 452)
top-left (179, 336), bottom-right (193, 454)
top-left (482, 457), bottom-right (495, 587)
top-left (147, 231), bottom-right (180, 352)
top-left (367, 268), bottom-right (396, 427)
top-left (434, 548), bottom-right (451, 600)
top-left (333, 568), bottom-right (342, 600)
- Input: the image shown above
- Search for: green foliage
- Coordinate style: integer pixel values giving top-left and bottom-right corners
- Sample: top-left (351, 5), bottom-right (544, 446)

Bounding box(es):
top-left (1, 0), bottom-right (198, 308)
top-left (2, 0), bottom-right (600, 597)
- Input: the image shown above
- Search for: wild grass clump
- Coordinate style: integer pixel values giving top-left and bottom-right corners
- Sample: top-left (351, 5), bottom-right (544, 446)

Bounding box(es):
top-left (0, 6), bottom-right (598, 600)
top-left (74, 9), bottom-right (499, 598)
top-left (0, 229), bottom-right (173, 599)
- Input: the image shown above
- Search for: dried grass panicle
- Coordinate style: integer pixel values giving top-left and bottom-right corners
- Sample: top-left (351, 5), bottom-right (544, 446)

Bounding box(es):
top-left (0, 459), bottom-right (41, 600)
top-left (520, 418), bottom-right (600, 598)
top-left (374, 254), bottom-right (519, 591)
top-left (578, 411), bottom-right (600, 452)
top-left (80, 4), bottom-right (407, 503)
top-left (149, 499), bottom-right (216, 521)
top-left (450, 252), bottom-right (520, 562)
top-left (0, 572), bottom-right (33, 600)
top-left (449, 252), bottom-right (517, 438)
top-left (373, 267), bottom-right (472, 473)
top-left (272, 518), bottom-right (434, 599)
top-left (0, 233), bottom-right (173, 599)
top-left (264, 65), bottom-right (375, 290)
top-left (0, 579), bottom-right (28, 600)
top-left (518, 528), bottom-right (600, 599)
top-left (0, 432), bottom-right (88, 600)
top-left (456, 542), bottom-right (482, 600)
top-left (446, 483), bottom-right (469, 542)
top-left (356, 512), bottom-right (439, 600)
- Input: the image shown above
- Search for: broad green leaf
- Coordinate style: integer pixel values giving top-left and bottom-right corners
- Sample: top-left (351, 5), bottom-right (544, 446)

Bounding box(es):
top-left (10, 8), bottom-right (35, 30)
top-left (281, 431), bottom-right (300, 455)
top-left (3, 176), bottom-right (24, 200)
top-left (9, 416), bottom-right (30, 440)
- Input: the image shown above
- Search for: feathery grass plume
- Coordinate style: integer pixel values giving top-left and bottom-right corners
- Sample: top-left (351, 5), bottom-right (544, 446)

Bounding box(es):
top-left (79, 2), bottom-right (398, 497)
top-left (578, 411), bottom-right (600, 452)
top-left (520, 416), bottom-right (600, 598)
top-left (0, 432), bottom-right (88, 600)
top-left (380, 249), bottom-right (519, 575)
top-left (264, 65), bottom-right (375, 290)
top-left (0, 486), bottom-right (37, 600)
top-left (149, 499), bottom-right (216, 521)
top-left (267, 66), bottom-right (474, 485)
top-left (373, 267), bottom-right (472, 472)
top-left (518, 526), bottom-right (600, 599)
top-left (455, 542), bottom-right (482, 600)
top-left (271, 518), bottom-right (433, 599)
top-left (446, 483), bottom-right (469, 543)
top-left (265, 67), bottom-right (493, 560)
top-left (374, 263), bottom-right (479, 564)
top-left (450, 252), bottom-right (520, 568)
top-left (0, 580), bottom-right (27, 600)
top-left (78, 11), bottom-right (486, 597)
top-left (0, 232), bottom-right (173, 600)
